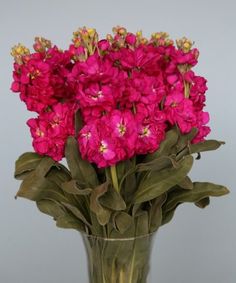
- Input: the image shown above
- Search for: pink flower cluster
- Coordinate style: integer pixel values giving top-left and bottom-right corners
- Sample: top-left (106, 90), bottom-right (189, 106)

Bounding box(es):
top-left (11, 28), bottom-right (210, 167)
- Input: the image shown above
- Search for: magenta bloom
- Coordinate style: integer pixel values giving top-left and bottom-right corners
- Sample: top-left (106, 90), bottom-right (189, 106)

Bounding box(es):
top-left (78, 119), bottom-right (126, 168)
top-left (164, 92), bottom-right (196, 133)
top-left (27, 103), bottom-right (77, 161)
top-left (11, 28), bottom-right (211, 167)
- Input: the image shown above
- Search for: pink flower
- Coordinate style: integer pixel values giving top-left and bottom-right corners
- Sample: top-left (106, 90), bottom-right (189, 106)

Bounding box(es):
top-left (21, 58), bottom-right (50, 86)
top-left (172, 48), bottom-right (199, 66)
top-left (164, 92), bottom-right (196, 133)
top-left (78, 118), bottom-right (126, 168)
top-left (108, 110), bottom-right (137, 157)
top-left (27, 102), bottom-right (77, 161)
top-left (125, 33), bottom-right (137, 45)
top-left (11, 49), bottom-right (74, 113)
top-left (192, 111), bottom-right (211, 143)
top-left (11, 28), bottom-right (212, 167)
top-left (77, 82), bottom-right (116, 108)
top-left (136, 120), bottom-right (166, 154)
top-left (98, 40), bottom-right (110, 51)
top-left (166, 74), bottom-right (179, 85)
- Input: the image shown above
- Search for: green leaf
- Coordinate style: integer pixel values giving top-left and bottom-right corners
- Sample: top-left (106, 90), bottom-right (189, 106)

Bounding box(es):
top-left (112, 212), bottom-right (133, 234)
top-left (37, 199), bottom-right (87, 232)
top-left (15, 157), bottom-right (72, 204)
top-left (176, 127), bottom-right (198, 152)
top-left (45, 165), bottom-right (71, 187)
top-left (119, 159), bottom-right (137, 203)
top-left (177, 176), bottom-right (193, 190)
top-left (32, 156), bottom-right (55, 177)
top-left (163, 182), bottom-right (229, 212)
top-left (56, 213), bottom-right (86, 232)
top-left (135, 211), bottom-right (149, 236)
top-left (144, 127), bottom-right (179, 162)
top-left (14, 152), bottom-right (44, 180)
top-left (189, 140), bottom-right (225, 154)
top-left (177, 139), bottom-right (225, 161)
top-left (134, 155), bottom-right (194, 204)
top-left (99, 185), bottom-right (126, 211)
top-left (136, 155), bottom-right (177, 173)
top-left (161, 209), bottom-right (176, 226)
top-left (195, 197), bottom-right (210, 208)
top-left (61, 180), bottom-right (92, 195)
top-left (90, 182), bottom-right (111, 225)
top-left (62, 202), bottom-right (92, 229)
top-left (15, 170), bottom-right (68, 203)
top-left (37, 199), bottom-right (66, 219)
top-left (161, 182), bottom-right (229, 226)
top-left (65, 136), bottom-right (98, 187)
top-left (149, 193), bottom-right (167, 232)
top-left (116, 160), bottom-right (126, 182)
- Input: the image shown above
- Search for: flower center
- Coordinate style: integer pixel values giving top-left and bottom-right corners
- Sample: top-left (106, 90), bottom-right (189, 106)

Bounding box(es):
top-left (141, 126), bottom-right (150, 137)
top-left (171, 102), bottom-right (178, 107)
top-left (36, 128), bottom-right (44, 137)
top-left (82, 132), bottom-right (91, 139)
top-left (91, 90), bottom-right (103, 100)
top-left (51, 116), bottom-right (61, 127)
top-left (99, 141), bottom-right (108, 153)
top-left (30, 69), bottom-right (41, 80)
top-left (117, 123), bottom-right (126, 136)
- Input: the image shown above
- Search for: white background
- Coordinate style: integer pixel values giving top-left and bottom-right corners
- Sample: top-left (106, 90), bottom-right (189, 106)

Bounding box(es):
top-left (0, 0), bottom-right (235, 282)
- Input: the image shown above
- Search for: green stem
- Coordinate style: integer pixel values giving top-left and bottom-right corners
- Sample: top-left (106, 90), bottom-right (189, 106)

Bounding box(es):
top-left (110, 165), bottom-right (119, 193)
top-left (128, 244), bottom-right (136, 283)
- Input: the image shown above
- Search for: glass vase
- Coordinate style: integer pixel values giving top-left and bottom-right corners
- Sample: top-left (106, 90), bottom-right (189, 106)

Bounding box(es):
top-left (81, 232), bottom-right (156, 283)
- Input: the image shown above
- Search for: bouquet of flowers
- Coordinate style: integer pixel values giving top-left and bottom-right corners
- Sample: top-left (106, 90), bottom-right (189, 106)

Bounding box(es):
top-left (11, 26), bottom-right (229, 282)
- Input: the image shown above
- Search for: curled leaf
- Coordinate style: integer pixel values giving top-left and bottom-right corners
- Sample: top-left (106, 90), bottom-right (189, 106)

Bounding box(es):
top-left (134, 155), bottom-right (194, 204)
top-left (177, 139), bottom-right (225, 160)
top-left (163, 182), bottom-right (229, 212)
top-left (112, 212), bottom-right (133, 234)
top-left (161, 182), bottom-right (229, 226)
top-left (61, 180), bottom-right (92, 195)
top-left (14, 152), bottom-right (43, 180)
top-left (189, 140), bottom-right (225, 154)
top-left (177, 176), bottom-right (193, 190)
top-left (195, 197), bottom-right (210, 208)
top-left (90, 182), bottom-right (111, 225)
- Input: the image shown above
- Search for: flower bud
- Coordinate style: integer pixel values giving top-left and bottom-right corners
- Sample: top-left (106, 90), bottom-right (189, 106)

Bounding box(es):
top-left (176, 37), bottom-right (194, 53)
top-left (33, 37), bottom-right (52, 53)
top-left (11, 43), bottom-right (30, 64)
top-left (125, 33), bottom-right (136, 45)
top-left (112, 26), bottom-right (127, 36)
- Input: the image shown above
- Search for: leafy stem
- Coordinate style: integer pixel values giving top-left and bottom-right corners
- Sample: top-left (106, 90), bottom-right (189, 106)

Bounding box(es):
top-left (111, 165), bottom-right (119, 193)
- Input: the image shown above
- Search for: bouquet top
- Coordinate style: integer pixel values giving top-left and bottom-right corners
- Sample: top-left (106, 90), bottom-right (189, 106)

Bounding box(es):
top-left (11, 27), bottom-right (229, 238)
top-left (11, 26), bottom-right (209, 168)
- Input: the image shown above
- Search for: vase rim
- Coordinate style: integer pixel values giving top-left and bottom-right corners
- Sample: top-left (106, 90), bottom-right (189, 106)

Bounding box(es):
top-left (80, 230), bottom-right (157, 241)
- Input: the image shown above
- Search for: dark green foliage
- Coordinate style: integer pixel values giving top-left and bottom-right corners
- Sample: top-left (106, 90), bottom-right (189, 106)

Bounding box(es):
top-left (14, 128), bottom-right (229, 238)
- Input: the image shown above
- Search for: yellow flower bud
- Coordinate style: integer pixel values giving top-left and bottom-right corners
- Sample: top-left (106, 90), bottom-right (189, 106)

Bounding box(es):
top-left (176, 37), bottom-right (194, 53)
top-left (136, 31), bottom-right (142, 37)
top-left (87, 28), bottom-right (96, 37)
top-left (11, 44), bottom-right (30, 64)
